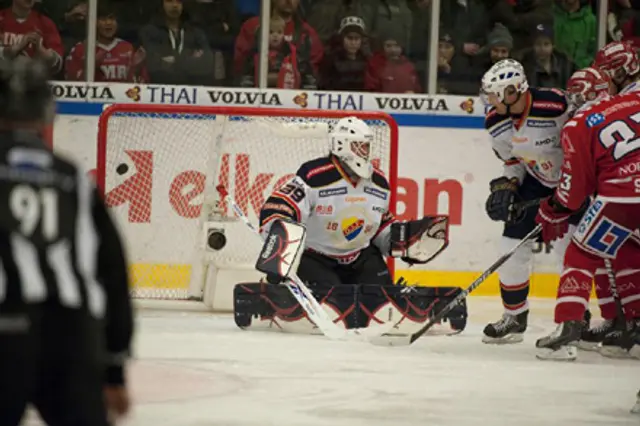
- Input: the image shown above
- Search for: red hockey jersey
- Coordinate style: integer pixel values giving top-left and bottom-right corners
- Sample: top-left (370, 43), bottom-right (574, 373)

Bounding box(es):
top-left (0, 8), bottom-right (62, 69)
top-left (556, 92), bottom-right (640, 210)
top-left (65, 38), bottom-right (147, 83)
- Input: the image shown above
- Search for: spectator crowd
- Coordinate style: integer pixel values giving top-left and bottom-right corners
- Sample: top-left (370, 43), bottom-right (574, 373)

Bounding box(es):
top-left (1, 0), bottom-right (639, 95)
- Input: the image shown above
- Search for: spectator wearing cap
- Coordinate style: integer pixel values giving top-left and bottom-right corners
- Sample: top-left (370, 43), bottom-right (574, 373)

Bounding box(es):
top-left (234, 0), bottom-right (323, 74)
top-left (364, 33), bottom-right (421, 93)
top-left (462, 0), bottom-right (553, 57)
top-left (138, 0), bottom-right (214, 85)
top-left (65, 4), bottom-right (147, 82)
top-left (554, 0), bottom-right (596, 68)
top-left (307, 0), bottom-right (359, 45)
top-left (319, 16), bottom-right (369, 91)
top-left (437, 32), bottom-right (476, 95)
top-left (475, 23), bottom-right (513, 68)
top-left (240, 15), bottom-right (316, 89)
top-left (465, 23), bottom-right (514, 93)
top-left (521, 23), bottom-right (575, 89)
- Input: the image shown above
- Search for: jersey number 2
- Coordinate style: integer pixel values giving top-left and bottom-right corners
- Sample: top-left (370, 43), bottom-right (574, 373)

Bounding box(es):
top-left (599, 111), bottom-right (640, 160)
top-left (10, 185), bottom-right (58, 240)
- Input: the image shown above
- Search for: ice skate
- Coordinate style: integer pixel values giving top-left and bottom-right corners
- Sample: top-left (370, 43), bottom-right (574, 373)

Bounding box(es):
top-left (599, 319), bottom-right (639, 359)
top-left (536, 320), bottom-right (582, 361)
top-left (576, 317), bottom-right (616, 351)
top-left (482, 311), bottom-right (528, 344)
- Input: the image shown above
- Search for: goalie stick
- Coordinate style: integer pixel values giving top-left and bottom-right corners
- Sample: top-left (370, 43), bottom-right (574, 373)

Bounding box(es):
top-left (215, 185), bottom-right (394, 341)
top-left (369, 224), bottom-right (542, 347)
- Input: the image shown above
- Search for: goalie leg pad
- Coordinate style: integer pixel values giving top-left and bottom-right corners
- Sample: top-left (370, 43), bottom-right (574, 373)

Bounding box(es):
top-left (233, 282), bottom-right (468, 333)
top-left (234, 283), bottom-right (467, 334)
top-left (233, 282), bottom-right (307, 329)
top-left (360, 285), bottom-right (468, 332)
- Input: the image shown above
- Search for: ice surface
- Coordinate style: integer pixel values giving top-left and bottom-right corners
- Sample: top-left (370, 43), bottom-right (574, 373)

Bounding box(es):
top-left (25, 297), bottom-right (639, 426)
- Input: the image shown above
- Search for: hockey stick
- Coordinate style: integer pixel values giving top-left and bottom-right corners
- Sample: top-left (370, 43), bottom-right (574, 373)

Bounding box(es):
top-left (603, 258), bottom-right (633, 347)
top-left (369, 224), bottom-right (542, 346)
top-left (215, 185), bottom-right (394, 340)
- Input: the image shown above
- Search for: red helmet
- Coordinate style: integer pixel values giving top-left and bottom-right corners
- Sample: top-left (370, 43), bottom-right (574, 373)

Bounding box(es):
top-left (592, 41), bottom-right (640, 84)
top-left (565, 67), bottom-right (612, 111)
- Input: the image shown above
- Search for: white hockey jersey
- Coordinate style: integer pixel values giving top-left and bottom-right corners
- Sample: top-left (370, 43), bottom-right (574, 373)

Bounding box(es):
top-left (485, 87), bottom-right (570, 188)
top-left (259, 156), bottom-right (395, 262)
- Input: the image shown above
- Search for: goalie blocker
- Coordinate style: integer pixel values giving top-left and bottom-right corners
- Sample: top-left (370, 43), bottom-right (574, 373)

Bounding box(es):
top-left (235, 217), bottom-right (464, 334)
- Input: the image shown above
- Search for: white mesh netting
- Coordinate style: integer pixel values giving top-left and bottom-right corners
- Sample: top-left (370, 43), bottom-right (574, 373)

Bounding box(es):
top-left (98, 106), bottom-right (397, 300)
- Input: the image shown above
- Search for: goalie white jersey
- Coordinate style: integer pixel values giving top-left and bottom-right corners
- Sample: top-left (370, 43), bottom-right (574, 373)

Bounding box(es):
top-left (485, 87), bottom-right (570, 188)
top-left (259, 155), bottom-right (395, 260)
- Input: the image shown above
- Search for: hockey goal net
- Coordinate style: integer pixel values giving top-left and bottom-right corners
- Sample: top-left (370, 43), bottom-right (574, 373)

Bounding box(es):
top-left (97, 105), bottom-right (398, 306)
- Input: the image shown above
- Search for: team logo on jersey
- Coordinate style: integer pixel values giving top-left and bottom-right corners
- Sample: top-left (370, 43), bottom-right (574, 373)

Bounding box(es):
top-left (372, 205), bottom-right (385, 213)
top-left (584, 218), bottom-right (631, 257)
top-left (364, 186), bottom-right (387, 200)
top-left (342, 217), bottom-right (365, 241)
top-left (527, 119), bottom-right (556, 128)
top-left (319, 187), bottom-right (347, 197)
top-left (315, 205), bottom-right (333, 215)
top-left (586, 113), bottom-right (605, 127)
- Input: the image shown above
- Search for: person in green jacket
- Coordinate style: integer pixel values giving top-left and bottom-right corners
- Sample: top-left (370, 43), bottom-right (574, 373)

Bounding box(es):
top-left (553, 0), bottom-right (597, 68)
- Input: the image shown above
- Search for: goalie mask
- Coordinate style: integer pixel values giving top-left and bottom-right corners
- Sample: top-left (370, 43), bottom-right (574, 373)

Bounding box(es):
top-left (330, 117), bottom-right (374, 179)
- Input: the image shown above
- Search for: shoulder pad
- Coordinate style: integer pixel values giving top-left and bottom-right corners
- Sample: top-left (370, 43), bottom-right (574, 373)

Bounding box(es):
top-left (371, 169), bottom-right (390, 190)
top-left (530, 87), bottom-right (568, 118)
top-left (296, 156), bottom-right (342, 188)
top-left (485, 109), bottom-right (510, 137)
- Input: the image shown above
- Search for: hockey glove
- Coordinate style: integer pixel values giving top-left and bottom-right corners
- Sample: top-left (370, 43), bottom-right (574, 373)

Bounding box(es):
top-left (535, 196), bottom-right (573, 243)
top-left (485, 176), bottom-right (520, 222)
top-left (390, 216), bottom-right (449, 265)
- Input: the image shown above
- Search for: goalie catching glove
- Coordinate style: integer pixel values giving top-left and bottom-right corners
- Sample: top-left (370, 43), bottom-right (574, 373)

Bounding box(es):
top-left (255, 219), bottom-right (307, 284)
top-left (390, 216), bottom-right (449, 265)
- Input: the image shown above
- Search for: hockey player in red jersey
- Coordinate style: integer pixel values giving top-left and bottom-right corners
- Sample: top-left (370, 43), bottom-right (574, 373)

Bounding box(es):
top-left (576, 41), bottom-right (640, 351)
top-left (65, 5), bottom-right (147, 83)
top-left (0, 0), bottom-right (63, 73)
top-left (593, 40), bottom-right (640, 95)
top-left (535, 67), bottom-right (640, 361)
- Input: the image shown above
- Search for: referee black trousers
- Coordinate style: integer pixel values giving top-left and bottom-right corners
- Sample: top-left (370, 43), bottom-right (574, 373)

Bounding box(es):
top-left (0, 305), bottom-right (109, 426)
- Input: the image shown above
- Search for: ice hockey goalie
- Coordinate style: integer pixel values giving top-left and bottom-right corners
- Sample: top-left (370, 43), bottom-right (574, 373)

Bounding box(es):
top-left (233, 117), bottom-right (467, 335)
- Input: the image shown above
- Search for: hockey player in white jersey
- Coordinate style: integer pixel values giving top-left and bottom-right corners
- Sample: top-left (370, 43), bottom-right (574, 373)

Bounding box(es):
top-left (234, 117), bottom-right (466, 332)
top-left (480, 59), bottom-right (586, 344)
top-left (258, 117), bottom-right (447, 286)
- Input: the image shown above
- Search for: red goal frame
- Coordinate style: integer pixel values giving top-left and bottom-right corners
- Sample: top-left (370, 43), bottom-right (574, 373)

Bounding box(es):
top-left (96, 104), bottom-right (399, 280)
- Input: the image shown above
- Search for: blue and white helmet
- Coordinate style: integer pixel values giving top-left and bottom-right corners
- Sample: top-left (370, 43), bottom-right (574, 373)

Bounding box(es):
top-left (481, 59), bottom-right (528, 103)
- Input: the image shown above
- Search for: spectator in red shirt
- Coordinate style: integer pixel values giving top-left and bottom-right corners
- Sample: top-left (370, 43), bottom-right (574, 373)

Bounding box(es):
top-left (365, 35), bottom-right (421, 93)
top-left (234, 0), bottom-right (322, 74)
top-left (65, 4), bottom-right (147, 83)
top-left (241, 15), bottom-right (316, 89)
top-left (0, 0), bottom-right (63, 73)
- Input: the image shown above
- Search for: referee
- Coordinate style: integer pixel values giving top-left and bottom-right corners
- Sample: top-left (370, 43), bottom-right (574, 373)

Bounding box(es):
top-left (0, 57), bottom-right (133, 425)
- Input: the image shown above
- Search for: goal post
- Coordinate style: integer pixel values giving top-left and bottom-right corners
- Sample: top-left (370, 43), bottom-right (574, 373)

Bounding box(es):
top-left (97, 104), bottom-right (399, 309)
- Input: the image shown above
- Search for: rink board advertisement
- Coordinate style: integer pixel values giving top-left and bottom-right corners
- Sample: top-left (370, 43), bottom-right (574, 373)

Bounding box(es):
top-left (51, 82), bottom-right (564, 299)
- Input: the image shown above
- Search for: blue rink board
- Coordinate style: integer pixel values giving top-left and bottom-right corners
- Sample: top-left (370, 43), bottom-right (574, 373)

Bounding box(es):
top-left (55, 101), bottom-right (485, 129)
